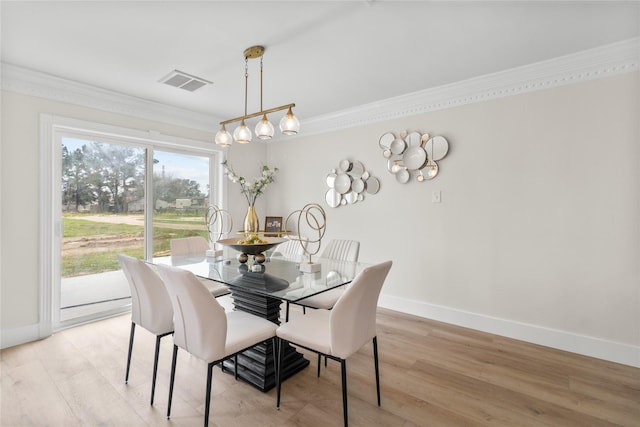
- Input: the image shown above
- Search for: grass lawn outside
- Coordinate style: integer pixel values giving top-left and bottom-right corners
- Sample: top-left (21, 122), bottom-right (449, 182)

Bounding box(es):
top-left (62, 214), bottom-right (208, 277)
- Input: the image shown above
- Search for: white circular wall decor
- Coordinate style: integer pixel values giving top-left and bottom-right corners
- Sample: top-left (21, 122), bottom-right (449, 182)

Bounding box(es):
top-left (325, 159), bottom-right (379, 208)
top-left (379, 130), bottom-right (450, 183)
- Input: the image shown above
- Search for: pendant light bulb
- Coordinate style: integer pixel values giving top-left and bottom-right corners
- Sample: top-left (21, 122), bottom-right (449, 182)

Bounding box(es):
top-left (255, 114), bottom-right (275, 140)
top-left (233, 119), bottom-right (252, 144)
top-left (215, 124), bottom-right (233, 147)
top-left (279, 107), bottom-right (300, 135)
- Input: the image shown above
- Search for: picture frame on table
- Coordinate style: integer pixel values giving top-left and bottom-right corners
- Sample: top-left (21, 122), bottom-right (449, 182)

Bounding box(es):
top-left (264, 216), bottom-right (283, 237)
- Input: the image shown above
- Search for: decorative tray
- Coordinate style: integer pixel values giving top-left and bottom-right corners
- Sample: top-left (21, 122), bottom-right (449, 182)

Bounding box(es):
top-left (216, 236), bottom-right (285, 256)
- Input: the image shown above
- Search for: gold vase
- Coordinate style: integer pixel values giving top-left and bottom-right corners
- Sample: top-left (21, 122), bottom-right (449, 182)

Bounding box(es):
top-left (243, 205), bottom-right (260, 233)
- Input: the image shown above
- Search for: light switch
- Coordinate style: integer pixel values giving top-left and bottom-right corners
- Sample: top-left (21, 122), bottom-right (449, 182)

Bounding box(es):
top-left (432, 190), bottom-right (441, 203)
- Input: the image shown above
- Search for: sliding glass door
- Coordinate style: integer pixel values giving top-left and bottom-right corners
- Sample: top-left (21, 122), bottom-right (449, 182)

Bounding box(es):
top-left (59, 137), bottom-right (146, 324)
top-left (152, 150), bottom-right (211, 256)
top-left (53, 126), bottom-right (220, 330)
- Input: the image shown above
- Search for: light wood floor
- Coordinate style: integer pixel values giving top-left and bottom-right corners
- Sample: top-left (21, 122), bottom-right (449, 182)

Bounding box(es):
top-left (1, 306), bottom-right (638, 427)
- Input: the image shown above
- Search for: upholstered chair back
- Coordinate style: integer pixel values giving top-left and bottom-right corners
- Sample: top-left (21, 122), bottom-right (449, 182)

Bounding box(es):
top-left (329, 260), bottom-right (392, 359)
top-left (156, 264), bottom-right (227, 363)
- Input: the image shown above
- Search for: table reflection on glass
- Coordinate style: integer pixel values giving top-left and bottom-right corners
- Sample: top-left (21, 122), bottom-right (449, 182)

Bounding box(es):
top-left (152, 252), bottom-right (365, 392)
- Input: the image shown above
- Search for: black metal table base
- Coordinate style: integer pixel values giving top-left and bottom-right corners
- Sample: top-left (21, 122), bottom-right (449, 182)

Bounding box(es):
top-left (222, 286), bottom-right (309, 392)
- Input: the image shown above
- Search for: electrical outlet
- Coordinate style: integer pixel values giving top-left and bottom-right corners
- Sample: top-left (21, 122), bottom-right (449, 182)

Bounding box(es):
top-left (432, 190), bottom-right (441, 203)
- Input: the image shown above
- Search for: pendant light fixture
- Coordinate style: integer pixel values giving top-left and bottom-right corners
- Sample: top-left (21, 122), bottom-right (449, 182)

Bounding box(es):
top-left (215, 45), bottom-right (299, 146)
top-left (214, 124), bottom-right (232, 147)
top-left (279, 106), bottom-right (300, 135)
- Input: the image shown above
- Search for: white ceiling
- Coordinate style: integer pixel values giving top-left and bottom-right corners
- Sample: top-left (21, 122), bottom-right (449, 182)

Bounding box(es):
top-left (2, 1), bottom-right (639, 125)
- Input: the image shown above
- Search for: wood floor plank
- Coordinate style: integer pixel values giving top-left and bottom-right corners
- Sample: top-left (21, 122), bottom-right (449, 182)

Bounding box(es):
top-left (1, 309), bottom-right (638, 427)
top-left (1, 358), bottom-right (81, 427)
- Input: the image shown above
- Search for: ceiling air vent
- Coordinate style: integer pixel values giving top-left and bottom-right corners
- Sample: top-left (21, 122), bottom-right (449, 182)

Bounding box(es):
top-left (159, 70), bottom-right (212, 92)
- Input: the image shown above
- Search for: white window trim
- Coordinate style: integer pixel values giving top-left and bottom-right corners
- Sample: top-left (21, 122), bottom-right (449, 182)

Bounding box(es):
top-left (40, 114), bottom-right (226, 334)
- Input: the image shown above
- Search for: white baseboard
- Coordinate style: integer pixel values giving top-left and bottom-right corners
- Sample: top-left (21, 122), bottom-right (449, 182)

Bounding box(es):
top-left (4, 299), bottom-right (638, 368)
top-left (1, 323), bottom-right (51, 350)
top-left (378, 294), bottom-right (640, 368)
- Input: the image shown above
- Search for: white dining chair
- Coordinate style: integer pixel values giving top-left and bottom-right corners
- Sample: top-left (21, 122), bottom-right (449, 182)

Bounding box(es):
top-left (276, 260), bottom-right (392, 427)
top-left (117, 254), bottom-right (174, 406)
top-left (287, 239), bottom-right (360, 320)
top-left (169, 235), bottom-right (210, 257)
top-left (169, 236), bottom-right (230, 298)
top-left (155, 263), bottom-right (278, 427)
top-left (320, 239), bottom-right (360, 262)
top-left (270, 235), bottom-right (305, 261)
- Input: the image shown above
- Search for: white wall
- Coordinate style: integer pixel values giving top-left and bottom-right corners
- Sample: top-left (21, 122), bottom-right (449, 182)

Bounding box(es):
top-left (1, 72), bottom-right (638, 367)
top-left (223, 144), bottom-right (269, 232)
top-left (264, 72), bottom-right (640, 366)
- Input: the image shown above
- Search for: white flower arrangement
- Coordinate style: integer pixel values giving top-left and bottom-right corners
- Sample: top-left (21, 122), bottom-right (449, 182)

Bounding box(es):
top-left (222, 160), bottom-right (279, 206)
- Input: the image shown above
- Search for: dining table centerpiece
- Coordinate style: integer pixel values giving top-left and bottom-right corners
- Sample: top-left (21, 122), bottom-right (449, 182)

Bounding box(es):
top-left (222, 160), bottom-right (279, 233)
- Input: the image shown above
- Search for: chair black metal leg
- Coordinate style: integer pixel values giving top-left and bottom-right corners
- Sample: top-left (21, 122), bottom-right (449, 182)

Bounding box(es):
top-left (272, 337), bottom-right (278, 380)
top-left (276, 338), bottom-right (285, 408)
top-left (234, 355), bottom-right (238, 380)
top-left (285, 302), bottom-right (290, 322)
top-left (150, 334), bottom-right (162, 405)
top-left (125, 322), bottom-right (135, 384)
top-left (340, 359), bottom-right (348, 427)
top-left (167, 344), bottom-right (178, 419)
top-left (303, 306), bottom-right (306, 315)
top-left (204, 362), bottom-right (214, 427)
top-left (317, 353), bottom-right (321, 377)
top-left (373, 336), bottom-right (381, 406)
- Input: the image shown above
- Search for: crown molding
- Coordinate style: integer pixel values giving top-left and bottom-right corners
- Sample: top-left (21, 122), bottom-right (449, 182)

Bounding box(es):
top-left (302, 37), bottom-right (640, 136)
top-left (0, 64), bottom-right (216, 133)
top-left (2, 37), bottom-right (638, 137)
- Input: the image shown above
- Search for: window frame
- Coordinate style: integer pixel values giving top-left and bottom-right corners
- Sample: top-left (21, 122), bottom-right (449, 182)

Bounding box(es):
top-left (40, 114), bottom-right (226, 332)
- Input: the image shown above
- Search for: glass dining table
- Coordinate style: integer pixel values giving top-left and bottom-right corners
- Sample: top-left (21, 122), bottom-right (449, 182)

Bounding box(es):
top-left (152, 251), bottom-right (365, 392)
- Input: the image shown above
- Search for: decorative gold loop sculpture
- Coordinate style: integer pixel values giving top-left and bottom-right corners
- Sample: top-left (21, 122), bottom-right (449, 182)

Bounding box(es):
top-left (205, 205), bottom-right (233, 246)
top-left (284, 203), bottom-right (326, 270)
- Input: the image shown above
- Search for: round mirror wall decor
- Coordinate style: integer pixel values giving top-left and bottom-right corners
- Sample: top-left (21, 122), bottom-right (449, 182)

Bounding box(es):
top-left (325, 159), bottom-right (379, 208)
top-left (378, 130), bottom-right (450, 183)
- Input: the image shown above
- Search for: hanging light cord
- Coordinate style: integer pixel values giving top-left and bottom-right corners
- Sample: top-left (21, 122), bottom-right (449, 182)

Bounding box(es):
top-left (259, 56), bottom-right (264, 112)
top-left (243, 57), bottom-right (249, 116)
